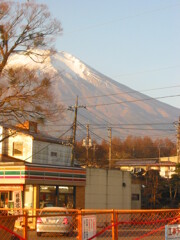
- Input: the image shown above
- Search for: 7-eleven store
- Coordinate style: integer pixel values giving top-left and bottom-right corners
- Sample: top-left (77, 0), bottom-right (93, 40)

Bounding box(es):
top-left (0, 161), bottom-right (86, 210)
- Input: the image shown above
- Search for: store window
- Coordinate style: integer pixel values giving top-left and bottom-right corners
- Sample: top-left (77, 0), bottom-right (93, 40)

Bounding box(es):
top-left (59, 186), bottom-right (74, 208)
top-left (13, 142), bottom-right (23, 156)
top-left (40, 186), bottom-right (57, 208)
top-left (39, 186), bottom-right (75, 209)
top-left (0, 192), bottom-right (8, 208)
top-left (9, 191), bottom-right (13, 201)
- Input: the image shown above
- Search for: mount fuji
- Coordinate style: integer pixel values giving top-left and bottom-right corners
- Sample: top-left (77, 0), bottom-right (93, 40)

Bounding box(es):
top-left (7, 51), bottom-right (180, 141)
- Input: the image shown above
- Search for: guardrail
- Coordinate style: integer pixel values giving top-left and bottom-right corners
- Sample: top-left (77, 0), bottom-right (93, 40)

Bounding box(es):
top-left (0, 208), bottom-right (179, 239)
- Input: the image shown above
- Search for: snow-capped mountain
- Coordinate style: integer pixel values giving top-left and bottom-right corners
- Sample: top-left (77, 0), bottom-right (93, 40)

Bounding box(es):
top-left (7, 51), bottom-right (180, 140)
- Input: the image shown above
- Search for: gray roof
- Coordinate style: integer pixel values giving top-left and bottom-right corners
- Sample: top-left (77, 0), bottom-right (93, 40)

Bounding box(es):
top-left (115, 159), bottom-right (176, 167)
top-left (0, 123), bottom-right (70, 145)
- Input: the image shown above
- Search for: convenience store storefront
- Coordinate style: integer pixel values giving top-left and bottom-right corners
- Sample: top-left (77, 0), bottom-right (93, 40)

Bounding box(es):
top-left (0, 163), bottom-right (86, 210)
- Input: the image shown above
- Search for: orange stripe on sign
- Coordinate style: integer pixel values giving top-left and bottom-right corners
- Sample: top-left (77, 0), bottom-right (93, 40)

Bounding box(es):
top-left (27, 167), bottom-right (85, 174)
top-left (1, 167), bottom-right (25, 171)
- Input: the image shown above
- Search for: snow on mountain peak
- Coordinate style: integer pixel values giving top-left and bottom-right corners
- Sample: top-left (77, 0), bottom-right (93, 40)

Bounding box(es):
top-left (5, 50), bottom-right (180, 140)
top-left (50, 51), bottom-right (89, 79)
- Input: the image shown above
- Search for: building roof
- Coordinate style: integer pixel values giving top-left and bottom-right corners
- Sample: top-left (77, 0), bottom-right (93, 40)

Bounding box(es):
top-left (0, 123), bottom-right (70, 145)
top-left (115, 159), bottom-right (176, 167)
top-left (0, 161), bottom-right (86, 186)
top-left (0, 154), bottom-right (25, 165)
top-left (0, 154), bottom-right (83, 170)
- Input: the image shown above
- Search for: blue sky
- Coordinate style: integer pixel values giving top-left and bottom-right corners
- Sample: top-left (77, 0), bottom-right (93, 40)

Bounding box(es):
top-left (36, 0), bottom-right (180, 108)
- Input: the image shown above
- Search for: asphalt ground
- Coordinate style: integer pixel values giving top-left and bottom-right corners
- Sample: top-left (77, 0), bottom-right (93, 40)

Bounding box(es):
top-left (14, 228), bottom-right (165, 240)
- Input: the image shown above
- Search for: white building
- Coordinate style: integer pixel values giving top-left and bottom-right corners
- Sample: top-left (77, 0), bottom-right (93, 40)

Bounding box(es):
top-left (0, 121), bottom-right (72, 166)
top-left (0, 121), bottom-right (86, 210)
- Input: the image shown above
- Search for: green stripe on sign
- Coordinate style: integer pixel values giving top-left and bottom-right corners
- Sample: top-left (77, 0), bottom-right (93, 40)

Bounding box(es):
top-left (29, 171), bottom-right (43, 176)
top-left (45, 172), bottom-right (59, 177)
top-left (0, 170), bottom-right (85, 179)
top-left (5, 171), bottom-right (21, 175)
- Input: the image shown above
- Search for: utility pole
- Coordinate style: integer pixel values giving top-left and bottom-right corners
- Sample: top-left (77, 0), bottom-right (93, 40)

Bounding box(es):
top-left (68, 96), bottom-right (86, 166)
top-left (86, 124), bottom-right (90, 161)
top-left (177, 117), bottom-right (180, 164)
top-left (108, 128), bottom-right (112, 169)
top-left (93, 143), bottom-right (97, 163)
top-left (82, 124), bottom-right (92, 164)
top-left (71, 97), bottom-right (78, 166)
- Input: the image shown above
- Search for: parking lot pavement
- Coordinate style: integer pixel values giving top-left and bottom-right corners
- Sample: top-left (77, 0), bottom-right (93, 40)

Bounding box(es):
top-left (28, 230), bottom-right (77, 240)
top-left (15, 228), bottom-right (164, 240)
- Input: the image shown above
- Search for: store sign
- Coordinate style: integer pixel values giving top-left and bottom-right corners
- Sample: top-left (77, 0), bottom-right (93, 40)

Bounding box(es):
top-left (0, 185), bottom-right (23, 191)
top-left (82, 215), bottom-right (96, 240)
top-left (165, 224), bottom-right (180, 239)
top-left (14, 190), bottom-right (22, 219)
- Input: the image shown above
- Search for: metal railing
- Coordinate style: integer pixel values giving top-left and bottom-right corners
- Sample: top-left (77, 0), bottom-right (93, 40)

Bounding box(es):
top-left (0, 208), bottom-right (179, 240)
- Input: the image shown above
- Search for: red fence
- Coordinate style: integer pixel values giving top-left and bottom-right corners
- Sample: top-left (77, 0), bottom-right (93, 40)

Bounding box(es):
top-left (0, 208), bottom-right (179, 239)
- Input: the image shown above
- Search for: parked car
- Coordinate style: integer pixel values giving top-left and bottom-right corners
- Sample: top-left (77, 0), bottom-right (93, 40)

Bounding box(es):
top-left (40, 202), bottom-right (54, 209)
top-left (36, 207), bottom-right (72, 237)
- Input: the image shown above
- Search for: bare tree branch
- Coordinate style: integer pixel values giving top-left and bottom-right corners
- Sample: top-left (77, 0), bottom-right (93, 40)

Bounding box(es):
top-left (0, 0), bottom-right (64, 125)
top-left (0, 0), bottom-right (63, 73)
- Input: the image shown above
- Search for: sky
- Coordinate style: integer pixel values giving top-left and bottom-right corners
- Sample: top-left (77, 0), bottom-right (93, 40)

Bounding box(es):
top-left (36, 0), bottom-right (180, 109)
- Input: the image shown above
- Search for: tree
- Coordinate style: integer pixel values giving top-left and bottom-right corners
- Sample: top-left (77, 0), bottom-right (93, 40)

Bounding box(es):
top-left (168, 164), bottom-right (180, 207)
top-left (0, 67), bottom-right (64, 125)
top-left (0, 0), bottom-right (63, 124)
top-left (75, 140), bottom-right (109, 167)
top-left (0, 0), bottom-right (62, 73)
top-left (141, 170), bottom-right (164, 209)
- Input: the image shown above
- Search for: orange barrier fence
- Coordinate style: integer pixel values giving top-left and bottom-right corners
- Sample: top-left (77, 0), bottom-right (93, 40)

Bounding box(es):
top-left (0, 208), bottom-right (179, 240)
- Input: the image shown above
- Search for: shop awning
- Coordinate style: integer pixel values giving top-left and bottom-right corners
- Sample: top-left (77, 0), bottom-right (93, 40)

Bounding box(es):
top-left (0, 162), bottom-right (86, 186)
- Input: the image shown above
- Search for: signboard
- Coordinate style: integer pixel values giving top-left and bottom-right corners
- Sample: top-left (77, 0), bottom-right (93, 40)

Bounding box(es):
top-left (0, 185), bottom-right (23, 191)
top-left (165, 224), bottom-right (180, 239)
top-left (13, 190), bottom-right (23, 221)
top-left (82, 215), bottom-right (96, 240)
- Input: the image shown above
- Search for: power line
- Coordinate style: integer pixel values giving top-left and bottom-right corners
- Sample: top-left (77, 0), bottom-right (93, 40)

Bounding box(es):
top-left (84, 122), bottom-right (175, 126)
top-left (79, 85), bottom-right (180, 101)
top-left (76, 112), bottom-right (176, 141)
top-left (24, 126), bottom-right (73, 162)
top-left (58, 84), bottom-right (180, 103)
top-left (114, 65), bottom-right (180, 78)
top-left (86, 93), bottom-right (180, 108)
top-left (90, 127), bottom-right (175, 131)
top-left (77, 121), bottom-right (176, 151)
top-left (64, 3), bottom-right (180, 35)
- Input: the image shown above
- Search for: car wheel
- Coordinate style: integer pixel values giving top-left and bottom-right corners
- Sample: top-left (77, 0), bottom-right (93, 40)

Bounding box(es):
top-left (37, 232), bottom-right (42, 237)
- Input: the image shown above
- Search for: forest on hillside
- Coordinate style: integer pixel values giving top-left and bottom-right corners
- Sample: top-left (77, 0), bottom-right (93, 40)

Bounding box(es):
top-left (75, 136), bottom-right (180, 209)
top-left (75, 135), bottom-right (176, 167)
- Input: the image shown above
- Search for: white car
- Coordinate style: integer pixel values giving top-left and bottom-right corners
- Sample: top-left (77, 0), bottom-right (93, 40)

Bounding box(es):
top-left (36, 207), bottom-right (72, 237)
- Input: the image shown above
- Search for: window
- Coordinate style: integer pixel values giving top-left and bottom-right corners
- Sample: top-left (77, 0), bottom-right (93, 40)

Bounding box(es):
top-left (51, 152), bottom-right (57, 157)
top-left (39, 186), bottom-right (75, 209)
top-left (59, 186), bottom-right (74, 208)
top-left (9, 191), bottom-right (13, 201)
top-left (13, 142), bottom-right (23, 156)
top-left (40, 186), bottom-right (56, 208)
top-left (131, 194), bottom-right (139, 201)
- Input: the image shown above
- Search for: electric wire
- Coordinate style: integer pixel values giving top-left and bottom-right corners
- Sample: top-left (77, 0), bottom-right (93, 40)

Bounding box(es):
top-left (86, 93), bottom-right (180, 108)
top-left (58, 84), bottom-right (180, 103)
top-left (64, 3), bottom-right (180, 35)
top-left (78, 85), bottom-right (180, 101)
top-left (114, 66), bottom-right (180, 78)
top-left (24, 126), bottom-right (73, 162)
top-left (77, 121), bottom-right (176, 151)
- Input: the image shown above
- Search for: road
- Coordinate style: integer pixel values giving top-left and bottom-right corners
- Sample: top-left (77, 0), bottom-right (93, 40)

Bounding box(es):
top-left (14, 228), bottom-right (165, 240)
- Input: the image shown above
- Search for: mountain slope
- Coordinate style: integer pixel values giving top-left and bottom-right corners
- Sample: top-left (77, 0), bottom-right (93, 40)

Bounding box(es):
top-left (7, 51), bottom-right (180, 140)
